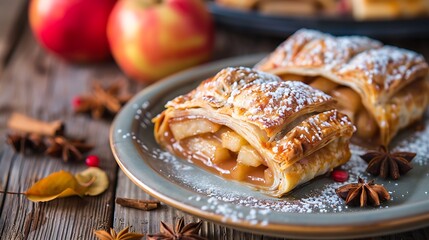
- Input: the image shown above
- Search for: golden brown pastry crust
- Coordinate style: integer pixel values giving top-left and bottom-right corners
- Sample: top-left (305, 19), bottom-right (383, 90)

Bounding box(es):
top-left (168, 67), bottom-right (336, 138)
top-left (255, 29), bottom-right (429, 145)
top-left (153, 67), bottom-right (354, 197)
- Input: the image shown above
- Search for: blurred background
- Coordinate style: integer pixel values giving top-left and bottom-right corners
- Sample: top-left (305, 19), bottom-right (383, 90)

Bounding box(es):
top-left (2, 0), bottom-right (429, 84)
top-left (1, 0), bottom-right (429, 239)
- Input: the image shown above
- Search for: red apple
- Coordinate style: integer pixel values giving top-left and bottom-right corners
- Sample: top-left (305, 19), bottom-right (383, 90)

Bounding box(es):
top-left (107, 0), bottom-right (214, 83)
top-left (29, 0), bottom-right (116, 62)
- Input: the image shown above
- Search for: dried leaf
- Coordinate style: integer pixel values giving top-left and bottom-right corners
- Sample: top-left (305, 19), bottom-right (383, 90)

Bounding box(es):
top-left (75, 167), bottom-right (109, 196)
top-left (25, 170), bottom-right (86, 202)
top-left (25, 168), bottom-right (109, 202)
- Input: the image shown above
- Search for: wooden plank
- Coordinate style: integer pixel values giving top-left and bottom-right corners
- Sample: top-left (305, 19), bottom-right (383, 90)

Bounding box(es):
top-left (0, 27), bottom-right (124, 239)
top-left (0, 0), bottom-right (28, 69)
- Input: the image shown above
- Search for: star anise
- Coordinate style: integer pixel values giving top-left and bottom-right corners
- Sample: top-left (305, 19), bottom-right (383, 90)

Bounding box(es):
top-left (45, 136), bottom-right (93, 162)
top-left (336, 177), bottom-right (391, 207)
top-left (360, 146), bottom-right (416, 180)
top-left (94, 226), bottom-right (144, 240)
top-left (147, 217), bottom-right (206, 240)
top-left (6, 133), bottom-right (46, 153)
top-left (73, 81), bottom-right (132, 120)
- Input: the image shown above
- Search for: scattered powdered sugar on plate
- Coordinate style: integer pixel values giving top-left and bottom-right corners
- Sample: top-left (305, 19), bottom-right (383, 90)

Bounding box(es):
top-left (191, 147), bottom-right (372, 214)
top-left (121, 102), bottom-right (429, 225)
top-left (392, 121), bottom-right (429, 166)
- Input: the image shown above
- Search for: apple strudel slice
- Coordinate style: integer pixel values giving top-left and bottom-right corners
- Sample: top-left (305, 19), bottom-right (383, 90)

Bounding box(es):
top-left (255, 29), bottom-right (429, 146)
top-left (153, 67), bottom-right (354, 197)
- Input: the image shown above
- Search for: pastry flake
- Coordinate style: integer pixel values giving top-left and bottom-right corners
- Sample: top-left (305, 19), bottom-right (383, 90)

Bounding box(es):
top-left (153, 67), bottom-right (354, 197)
top-left (255, 29), bottom-right (429, 145)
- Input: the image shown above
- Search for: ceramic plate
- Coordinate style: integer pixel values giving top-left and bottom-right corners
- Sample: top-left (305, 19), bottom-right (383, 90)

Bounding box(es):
top-left (110, 54), bottom-right (429, 239)
top-left (207, 2), bottom-right (429, 38)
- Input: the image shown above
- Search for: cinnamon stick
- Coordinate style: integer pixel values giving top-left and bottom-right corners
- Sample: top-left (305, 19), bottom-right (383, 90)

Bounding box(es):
top-left (116, 197), bottom-right (160, 211)
top-left (7, 113), bottom-right (64, 136)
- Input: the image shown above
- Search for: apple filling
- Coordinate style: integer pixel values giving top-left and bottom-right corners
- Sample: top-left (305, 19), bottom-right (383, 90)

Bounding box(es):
top-left (167, 118), bottom-right (274, 186)
top-left (279, 74), bottom-right (379, 139)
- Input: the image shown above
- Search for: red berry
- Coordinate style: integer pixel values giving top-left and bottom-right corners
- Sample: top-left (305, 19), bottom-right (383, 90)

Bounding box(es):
top-left (72, 96), bottom-right (82, 108)
top-left (85, 155), bottom-right (100, 167)
top-left (331, 169), bottom-right (349, 182)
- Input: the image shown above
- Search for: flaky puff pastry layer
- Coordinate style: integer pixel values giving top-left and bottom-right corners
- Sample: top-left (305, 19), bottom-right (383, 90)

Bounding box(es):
top-left (153, 67), bottom-right (354, 197)
top-left (255, 29), bottom-right (429, 145)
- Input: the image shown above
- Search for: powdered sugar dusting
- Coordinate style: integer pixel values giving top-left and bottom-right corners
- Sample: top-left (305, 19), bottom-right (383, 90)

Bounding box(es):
top-left (237, 79), bottom-right (331, 130)
top-left (340, 46), bottom-right (426, 89)
top-left (271, 29), bottom-right (328, 64)
top-left (271, 29), bottom-right (381, 71)
top-left (257, 29), bottom-right (428, 105)
top-left (167, 67), bottom-right (334, 135)
top-left (392, 118), bottom-right (429, 166)
top-left (191, 67), bottom-right (333, 133)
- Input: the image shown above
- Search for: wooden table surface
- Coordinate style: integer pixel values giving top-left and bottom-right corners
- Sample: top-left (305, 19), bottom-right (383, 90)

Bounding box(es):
top-left (1, 1), bottom-right (429, 239)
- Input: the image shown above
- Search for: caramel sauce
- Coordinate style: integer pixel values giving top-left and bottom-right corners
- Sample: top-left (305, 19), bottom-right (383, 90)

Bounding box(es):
top-left (165, 123), bottom-right (271, 187)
